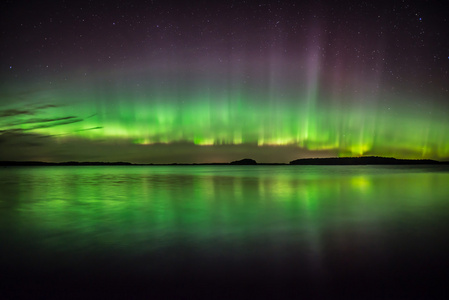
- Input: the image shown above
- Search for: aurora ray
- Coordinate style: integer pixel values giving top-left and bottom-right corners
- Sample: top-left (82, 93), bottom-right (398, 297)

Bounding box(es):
top-left (1, 1), bottom-right (448, 163)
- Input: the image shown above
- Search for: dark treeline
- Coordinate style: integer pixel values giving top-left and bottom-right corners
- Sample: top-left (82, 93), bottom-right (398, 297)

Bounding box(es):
top-left (0, 161), bottom-right (132, 166)
top-left (1, 156), bottom-right (448, 166)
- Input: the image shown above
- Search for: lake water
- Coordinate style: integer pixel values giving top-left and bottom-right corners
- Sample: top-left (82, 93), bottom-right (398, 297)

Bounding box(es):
top-left (1, 165), bottom-right (449, 298)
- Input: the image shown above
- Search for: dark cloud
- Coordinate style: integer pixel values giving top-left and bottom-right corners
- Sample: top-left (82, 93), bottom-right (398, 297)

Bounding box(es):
top-left (0, 104), bottom-right (59, 118)
top-left (25, 118), bottom-right (83, 130)
top-left (2, 116), bottom-right (78, 127)
top-left (36, 104), bottom-right (58, 109)
top-left (0, 128), bottom-right (24, 135)
top-left (38, 126), bottom-right (104, 138)
top-left (0, 102), bottom-right (95, 149)
top-left (74, 126), bottom-right (103, 132)
top-left (0, 108), bottom-right (35, 117)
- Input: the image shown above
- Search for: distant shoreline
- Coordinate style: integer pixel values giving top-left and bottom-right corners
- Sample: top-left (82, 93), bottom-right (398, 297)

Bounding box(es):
top-left (1, 156), bottom-right (448, 166)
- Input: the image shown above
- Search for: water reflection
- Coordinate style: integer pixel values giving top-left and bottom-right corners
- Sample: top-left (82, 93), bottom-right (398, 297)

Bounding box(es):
top-left (1, 166), bottom-right (449, 297)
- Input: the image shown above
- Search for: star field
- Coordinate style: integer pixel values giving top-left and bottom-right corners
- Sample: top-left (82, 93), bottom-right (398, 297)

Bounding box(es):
top-left (1, 0), bottom-right (448, 163)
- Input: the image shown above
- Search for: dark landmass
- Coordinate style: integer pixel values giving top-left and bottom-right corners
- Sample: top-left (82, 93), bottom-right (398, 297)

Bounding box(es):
top-left (1, 156), bottom-right (448, 166)
top-left (290, 156), bottom-right (441, 165)
top-left (0, 161), bottom-right (133, 166)
top-left (230, 158), bottom-right (258, 165)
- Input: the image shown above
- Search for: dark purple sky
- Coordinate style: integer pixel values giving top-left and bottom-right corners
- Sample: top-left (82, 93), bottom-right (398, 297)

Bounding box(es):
top-left (1, 1), bottom-right (448, 163)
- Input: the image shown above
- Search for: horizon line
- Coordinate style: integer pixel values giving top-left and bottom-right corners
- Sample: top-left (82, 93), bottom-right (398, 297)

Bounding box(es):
top-left (1, 156), bottom-right (448, 166)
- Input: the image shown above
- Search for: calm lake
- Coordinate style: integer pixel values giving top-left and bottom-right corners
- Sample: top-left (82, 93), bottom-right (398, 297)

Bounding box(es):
top-left (1, 165), bottom-right (449, 298)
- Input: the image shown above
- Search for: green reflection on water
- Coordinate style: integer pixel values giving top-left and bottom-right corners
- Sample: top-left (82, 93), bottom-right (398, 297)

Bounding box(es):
top-left (1, 166), bottom-right (449, 260)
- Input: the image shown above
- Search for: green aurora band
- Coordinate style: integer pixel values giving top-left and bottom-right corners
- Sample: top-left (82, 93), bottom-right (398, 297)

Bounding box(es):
top-left (2, 77), bottom-right (448, 161)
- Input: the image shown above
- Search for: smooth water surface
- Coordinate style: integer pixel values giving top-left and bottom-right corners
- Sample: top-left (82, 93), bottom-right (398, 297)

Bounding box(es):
top-left (1, 165), bottom-right (449, 298)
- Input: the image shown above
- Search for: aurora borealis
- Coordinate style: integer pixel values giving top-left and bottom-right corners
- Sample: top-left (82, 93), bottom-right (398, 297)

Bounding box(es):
top-left (1, 1), bottom-right (448, 163)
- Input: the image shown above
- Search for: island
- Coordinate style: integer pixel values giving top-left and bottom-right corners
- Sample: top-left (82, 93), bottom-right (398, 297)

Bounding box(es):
top-left (289, 156), bottom-right (441, 165)
top-left (230, 158), bottom-right (258, 165)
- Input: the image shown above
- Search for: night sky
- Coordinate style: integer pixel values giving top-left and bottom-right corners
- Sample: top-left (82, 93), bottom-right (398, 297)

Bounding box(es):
top-left (1, 0), bottom-right (448, 163)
